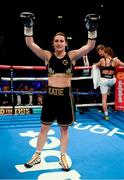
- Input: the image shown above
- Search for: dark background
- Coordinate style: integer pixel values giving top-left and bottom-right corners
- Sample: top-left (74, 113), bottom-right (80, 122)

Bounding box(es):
top-left (0, 0), bottom-right (123, 65)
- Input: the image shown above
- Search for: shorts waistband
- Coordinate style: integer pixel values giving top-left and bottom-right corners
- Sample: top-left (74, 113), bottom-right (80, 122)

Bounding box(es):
top-left (47, 86), bottom-right (71, 96)
top-left (101, 74), bottom-right (114, 79)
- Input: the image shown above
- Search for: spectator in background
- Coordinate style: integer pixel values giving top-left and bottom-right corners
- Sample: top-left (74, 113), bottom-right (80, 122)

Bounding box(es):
top-left (37, 94), bottom-right (43, 105)
top-left (0, 84), bottom-right (12, 106)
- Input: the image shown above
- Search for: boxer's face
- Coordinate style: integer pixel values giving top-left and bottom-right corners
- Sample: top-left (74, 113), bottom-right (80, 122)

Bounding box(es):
top-left (97, 49), bottom-right (105, 57)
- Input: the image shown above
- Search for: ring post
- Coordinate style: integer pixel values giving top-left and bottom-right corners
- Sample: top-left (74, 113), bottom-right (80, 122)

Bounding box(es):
top-left (10, 67), bottom-right (15, 115)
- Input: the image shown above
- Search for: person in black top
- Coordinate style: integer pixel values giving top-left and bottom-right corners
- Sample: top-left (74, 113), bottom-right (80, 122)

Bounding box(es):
top-left (94, 47), bottom-right (124, 120)
top-left (20, 12), bottom-right (100, 170)
top-left (0, 84), bottom-right (12, 106)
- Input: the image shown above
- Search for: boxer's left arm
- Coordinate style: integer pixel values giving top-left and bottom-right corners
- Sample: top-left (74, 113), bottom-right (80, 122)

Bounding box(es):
top-left (20, 12), bottom-right (35, 36)
top-left (115, 58), bottom-right (124, 67)
top-left (85, 14), bottom-right (100, 40)
top-left (69, 14), bottom-right (100, 61)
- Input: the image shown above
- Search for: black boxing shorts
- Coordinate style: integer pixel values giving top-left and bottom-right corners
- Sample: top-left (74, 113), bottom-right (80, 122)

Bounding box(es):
top-left (41, 86), bottom-right (75, 126)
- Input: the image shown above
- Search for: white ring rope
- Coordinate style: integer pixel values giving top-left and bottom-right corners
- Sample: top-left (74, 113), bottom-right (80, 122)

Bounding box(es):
top-left (1, 76), bottom-right (92, 81)
top-left (0, 102), bottom-right (115, 109)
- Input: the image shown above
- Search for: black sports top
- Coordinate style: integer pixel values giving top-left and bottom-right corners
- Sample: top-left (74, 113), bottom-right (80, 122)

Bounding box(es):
top-left (100, 58), bottom-right (116, 78)
top-left (47, 53), bottom-right (73, 75)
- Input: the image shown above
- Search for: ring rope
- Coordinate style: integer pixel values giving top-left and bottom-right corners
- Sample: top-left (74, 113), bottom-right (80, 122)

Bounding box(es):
top-left (0, 64), bottom-right (123, 71)
top-left (0, 91), bottom-right (104, 95)
top-left (0, 102), bottom-right (115, 109)
top-left (1, 76), bottom-right (92, 81)
top-left (0, 65), bottom-right (92, 70)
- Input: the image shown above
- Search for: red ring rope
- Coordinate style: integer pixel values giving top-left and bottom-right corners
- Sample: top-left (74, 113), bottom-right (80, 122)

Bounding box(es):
top-left (0, 65), bottom-right (92, 70)
top-left (0, 65), bottom-right (123, 71)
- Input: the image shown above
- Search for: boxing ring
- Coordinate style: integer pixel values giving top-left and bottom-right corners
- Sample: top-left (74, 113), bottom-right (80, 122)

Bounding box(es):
top-left (0, 65), bottom-right (124, 180)
top-left (0, 64), bottom-right (115, 114)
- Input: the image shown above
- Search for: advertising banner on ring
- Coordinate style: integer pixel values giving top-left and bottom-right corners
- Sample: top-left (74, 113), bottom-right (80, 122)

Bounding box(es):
top-left (115, 67), bottom-right (124, 110)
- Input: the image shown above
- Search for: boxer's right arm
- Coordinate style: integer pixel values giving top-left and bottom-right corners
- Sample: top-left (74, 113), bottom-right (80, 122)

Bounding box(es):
top-left (20, 12), bottom-right (51, 61)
